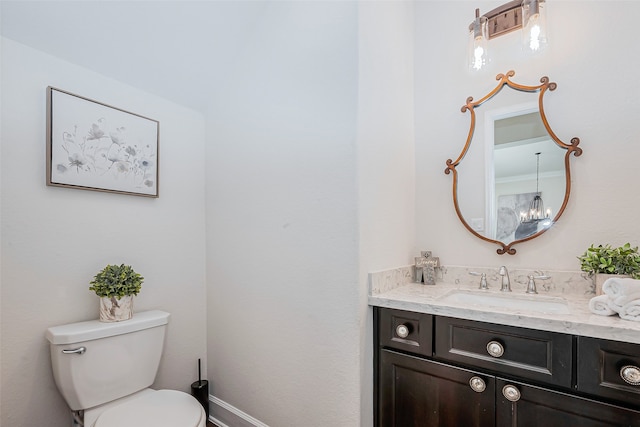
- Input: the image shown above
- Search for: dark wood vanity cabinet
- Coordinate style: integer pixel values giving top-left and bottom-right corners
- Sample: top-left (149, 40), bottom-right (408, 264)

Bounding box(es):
top-left (434, 316), bottom-right (573, 388)
top-left (577, 336), bottom-right (640, 408)
top-left (495, 378), bottom-right (640, 426)
top-left (379, 349), bottom-right (495, 426)
top-left (374, 307), bottom-right (640, 427)
top-left (378, 307), bottom-right (433, 358)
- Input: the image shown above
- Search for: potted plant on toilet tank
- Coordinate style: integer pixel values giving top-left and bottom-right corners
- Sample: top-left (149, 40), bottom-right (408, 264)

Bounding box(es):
top-left (89, 263), bottom-right (143, 322)
top-left (578, 243), bottom-right (640, 294)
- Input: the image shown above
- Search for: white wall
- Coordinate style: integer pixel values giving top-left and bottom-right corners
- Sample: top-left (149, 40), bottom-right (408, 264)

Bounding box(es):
top-left (357, 2), bottom-right (415, 425)
top-left (205, 2), bottom-right (361, 426)
top-left (203, 2), bottom-right (416, 424)
top-left (5, 1), bottom-right (640, 426)
top-left (358, 2), bottom-right (416, 269)
top-left (0, 38), bottom-right (207, 426)
top-left (415, 1), bottom-right (640, 268)
top-left (0, 5), bottom-right (4, 422)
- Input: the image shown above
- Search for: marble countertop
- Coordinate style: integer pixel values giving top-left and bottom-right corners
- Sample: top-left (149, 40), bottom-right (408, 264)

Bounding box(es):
top-left (369, 280), bottom-right (640, 345)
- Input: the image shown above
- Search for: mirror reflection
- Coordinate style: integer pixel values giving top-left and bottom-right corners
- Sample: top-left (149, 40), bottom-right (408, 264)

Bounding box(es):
top-left (492, 112), bottom-right (566, 242)
top-left (446, 71), bottom-right (582, 255)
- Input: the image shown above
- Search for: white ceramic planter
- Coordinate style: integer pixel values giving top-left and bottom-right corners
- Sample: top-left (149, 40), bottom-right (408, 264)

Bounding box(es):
top-left (99, 295), bottom-right (133, 322)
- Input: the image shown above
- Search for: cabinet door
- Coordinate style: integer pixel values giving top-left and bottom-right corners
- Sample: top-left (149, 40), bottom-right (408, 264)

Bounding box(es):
top-left (379, 349), bottom-right (495, 427)
top-left (577, 336), bottom-right (640, 408)
top-left (496, 378), bottom-right (640, 427)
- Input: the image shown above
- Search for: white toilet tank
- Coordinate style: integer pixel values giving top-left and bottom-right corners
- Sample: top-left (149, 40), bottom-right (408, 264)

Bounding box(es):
top-left (46, 310), bottom-right (170, 411)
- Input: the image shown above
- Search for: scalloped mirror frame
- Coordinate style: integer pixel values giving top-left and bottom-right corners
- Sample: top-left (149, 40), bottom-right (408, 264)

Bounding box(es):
top-left (445, 70), bottom-right (582, 255)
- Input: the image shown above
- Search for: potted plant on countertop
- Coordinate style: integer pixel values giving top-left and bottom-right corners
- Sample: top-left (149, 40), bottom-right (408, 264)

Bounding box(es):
top-left (89, 263), bottom-right (144, 322)
top-left (578, 243), bottom-right (640, 295)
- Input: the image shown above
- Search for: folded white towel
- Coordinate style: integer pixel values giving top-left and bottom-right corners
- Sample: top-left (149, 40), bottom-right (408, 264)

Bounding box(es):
top-left (607, 291), bottom-right (640, 312)
top-left (589, 294), bottom-right (617, 316)
top-left (602, 277), bottom-right (640, 299)
top-left (619, 299), bottom-right (640, 321)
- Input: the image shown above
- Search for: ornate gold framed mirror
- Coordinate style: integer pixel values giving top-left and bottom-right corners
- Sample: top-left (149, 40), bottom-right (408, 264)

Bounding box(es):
top-left (445, 70), bottom-right (582, 255)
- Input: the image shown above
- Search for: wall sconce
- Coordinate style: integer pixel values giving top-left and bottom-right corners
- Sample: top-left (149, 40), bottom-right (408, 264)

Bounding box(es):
top-left (468, 0), bottom-right (547, 71)
top-left (469, 9), bottom-right (489, 71)
top-left (522, 0), bottom-right (547, 52)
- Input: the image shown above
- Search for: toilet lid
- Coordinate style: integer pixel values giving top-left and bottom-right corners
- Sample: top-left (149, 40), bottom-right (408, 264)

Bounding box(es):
top-left (94, 390), bottom-right (205, 427)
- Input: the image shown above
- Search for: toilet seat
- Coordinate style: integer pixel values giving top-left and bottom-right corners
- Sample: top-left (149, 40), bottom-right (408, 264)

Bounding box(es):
top-left (93, 389), bottom-right (206, 427)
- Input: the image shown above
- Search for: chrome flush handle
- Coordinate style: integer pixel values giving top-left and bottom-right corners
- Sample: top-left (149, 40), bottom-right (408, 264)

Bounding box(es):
top-left (62, 347), bottom-right (86, 355)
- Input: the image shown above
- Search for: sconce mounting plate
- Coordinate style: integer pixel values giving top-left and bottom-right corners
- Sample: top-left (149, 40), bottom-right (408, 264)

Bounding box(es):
top-left (488, 6), bottom-right (522, 39)
top-left (469, 0), bottom-right (524, 39)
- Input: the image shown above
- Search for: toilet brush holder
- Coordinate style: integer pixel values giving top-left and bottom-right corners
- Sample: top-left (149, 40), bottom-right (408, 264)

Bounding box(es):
top-left (191, 379), bottom-right (209, 418)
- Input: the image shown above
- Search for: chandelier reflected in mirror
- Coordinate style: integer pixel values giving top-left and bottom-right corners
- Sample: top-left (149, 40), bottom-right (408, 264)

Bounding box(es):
top-left (515, 152), bottom-right (552, 239)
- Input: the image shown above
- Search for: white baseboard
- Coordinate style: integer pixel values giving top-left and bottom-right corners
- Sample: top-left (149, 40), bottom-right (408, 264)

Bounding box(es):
top-left (208, 394), bottom-right (269, 427)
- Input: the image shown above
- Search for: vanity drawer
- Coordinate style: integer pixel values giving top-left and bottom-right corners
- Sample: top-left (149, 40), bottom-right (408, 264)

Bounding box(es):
top-left (577, 336), bottom-right (640, 408)
top-left (434, 316), bottom-right (573, 388)
top-left (376, 308), bottom-right (433, 357)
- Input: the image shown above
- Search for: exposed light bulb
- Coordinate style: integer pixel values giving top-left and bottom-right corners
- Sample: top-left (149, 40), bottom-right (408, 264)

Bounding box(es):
top-left (468, 9), bottom-right (488, 71)
top-left (473, 45), bottom-right (485, 70)
top-left (528, 22), bottom-right (541, 51)
top-left (522, 0), bottom-right (547, 53)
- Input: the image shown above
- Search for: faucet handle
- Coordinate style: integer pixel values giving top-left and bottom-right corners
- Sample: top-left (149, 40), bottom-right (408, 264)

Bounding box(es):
top-left (469, 271), bottom-right (488, 290)
top-left (526, 275), bottom-right (551, 294)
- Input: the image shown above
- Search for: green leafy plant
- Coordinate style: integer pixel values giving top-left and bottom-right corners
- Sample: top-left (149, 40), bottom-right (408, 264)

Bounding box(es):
top-left (578, 243), bottom-right (640, 279)
top-left (89, 264), bottom-right (144, 298)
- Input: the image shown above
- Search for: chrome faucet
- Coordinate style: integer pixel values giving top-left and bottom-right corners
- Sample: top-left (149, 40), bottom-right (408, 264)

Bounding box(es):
top-left (498, 266), bottom-right (511, 292)
top-left (526, 274), bottom-right (551, 294)
top-left (469, 271), bottom-right (488, 290)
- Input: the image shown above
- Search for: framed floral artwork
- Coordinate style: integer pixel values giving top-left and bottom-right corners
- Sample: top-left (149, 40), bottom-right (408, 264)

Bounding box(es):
top-left (46, 87), bottom-right (159, 197)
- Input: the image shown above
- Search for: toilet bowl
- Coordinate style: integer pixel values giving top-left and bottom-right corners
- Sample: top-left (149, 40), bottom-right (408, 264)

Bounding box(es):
top-left (87, 389), bottom-right (205, 427)
top-left (46, 310), bottom-right (206, 427)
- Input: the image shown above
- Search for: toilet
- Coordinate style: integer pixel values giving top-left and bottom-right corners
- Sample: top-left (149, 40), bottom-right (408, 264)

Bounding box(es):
top-left (46, 310), bottom-right (206, 427)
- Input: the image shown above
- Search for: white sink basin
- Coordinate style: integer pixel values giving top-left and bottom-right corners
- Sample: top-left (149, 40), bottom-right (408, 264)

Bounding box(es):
top-left (437, 289), bottom-right (570, 314)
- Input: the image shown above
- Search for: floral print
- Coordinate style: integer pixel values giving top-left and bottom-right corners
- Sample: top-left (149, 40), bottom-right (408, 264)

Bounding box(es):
top-left (49, 88), bottom-right (158, 196)
top-left (55, 117), bottom-right (156, 190)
